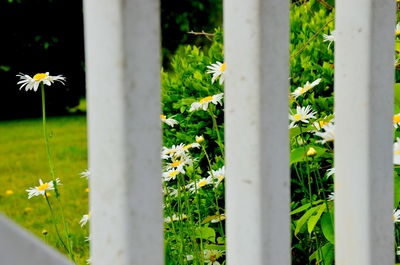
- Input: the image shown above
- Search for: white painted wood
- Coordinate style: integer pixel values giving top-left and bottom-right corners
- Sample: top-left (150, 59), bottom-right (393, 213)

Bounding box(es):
top-left (0, 213), bottom-right (73, 265)
top-left (83, 0), bottom-right (163, 264)
top-left (335, 0), bottom-right (395, 264)
top-left (224, 0), bottom-right (290, 264)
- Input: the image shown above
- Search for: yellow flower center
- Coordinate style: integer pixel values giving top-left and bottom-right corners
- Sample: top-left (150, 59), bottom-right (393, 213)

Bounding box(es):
top-left (395, 150), bottom-right (400, 155)
top-left (198, 180), bottom-right (208, 187)
top-left (210, 255), bottom-right (217, 262)
top-left (219, 63), bottom-right (226, 72)
top-left (200, 96), bottom-right (213, 104)
top-left (160, 115), bottom-right (166, 120)
top-left (33, 73), bottom-right (49, 81)
top-left (393, 115), bottom-right (400, 124)
top-left (217, 175), bottom-right (224, 180)
top-left (293, 113), bottom-right (302, 120)
top-left (38, 183), bottom-right (50, 191)
top-left (319, 121), bottom-right (329, 127)
top-left (169, 161), bottom-right (183, 167)
top-left (5, 190), bottom-right (13, 195)
top-left (397, 30), bottom-right (400, 36)
top-left (87, 214), bottom-right (91, 218)
top-left (169, 171), bottom-right (179, 177)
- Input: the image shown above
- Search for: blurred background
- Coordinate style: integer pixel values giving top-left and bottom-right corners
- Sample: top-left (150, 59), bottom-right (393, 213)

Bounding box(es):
top-left (0, 0), bottom-right (222, 120)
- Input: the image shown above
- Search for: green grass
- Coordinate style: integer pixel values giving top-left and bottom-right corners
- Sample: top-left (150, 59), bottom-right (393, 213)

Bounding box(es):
top-left (0, 115), bottom-right (89, 264)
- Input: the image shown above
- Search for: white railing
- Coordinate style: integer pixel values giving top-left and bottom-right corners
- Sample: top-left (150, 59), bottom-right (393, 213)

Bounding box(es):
top-left (0, 0), bottom-right (396, 264)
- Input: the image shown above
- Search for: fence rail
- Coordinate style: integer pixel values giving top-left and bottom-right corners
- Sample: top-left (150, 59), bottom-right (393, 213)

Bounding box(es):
top-left (0, 0), bottom-right (396, 264)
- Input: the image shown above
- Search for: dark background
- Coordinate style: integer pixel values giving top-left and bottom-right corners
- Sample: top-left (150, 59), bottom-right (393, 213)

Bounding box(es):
top-left (0, 0), bottom-right (222, 120)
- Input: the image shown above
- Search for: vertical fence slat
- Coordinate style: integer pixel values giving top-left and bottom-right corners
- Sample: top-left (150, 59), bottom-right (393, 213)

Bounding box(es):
top-left (224, 0), bottom-right (290, 264)
top-left (0, 214), bottom-right (73, 265)
top-left (335, 1), bottom-right (395, 264)
top-left (83, 0), bottom-right (162, 264)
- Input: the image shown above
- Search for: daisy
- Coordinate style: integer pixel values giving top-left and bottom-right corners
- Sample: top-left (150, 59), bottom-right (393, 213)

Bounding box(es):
top-left (165, 157), bottom-right (193, 173)
top-left (291, 78), bottom-right (321, 99)
top-left (322, 30), bottom-right (335, 49)
top-left (289, 105), bottom-right (317, 128)
top-left (208, 166), bottom-right (225, 188)
top-left (80, 213), bottom-right (90, 227)
top-left (164, 214), bottom-right (188, 223)
top-left (393, 138), bottom-right (400, 165)
top-left (189, 93), bottom-right (224, 112)
top-left (161, 144), bottom-right (186, 159)
top-left (204, 249), bottom-right (224, 265)
top-left (313, 119), bottom-right (330, 131)
top-left (396, 23), bottom-right (400, 36)
top-left (186, 178), bottom-right (213, 193)
top-left (393, 114), bottom-right (400, 128)
top-left (26, 178), bottom-right (61, 199)
top-left (182, 142), bottom-right (201, 151)
top-left (207, 61), bottom-right (226, 85)
top-left (393, 209), bottom-right (400, 223)
top-left (314, 123), bottom-right (335, 144)
top-left (17, 72), bottom-right (65, 92)
top-left (80, 169), bottom-right (90, 179)
top-left (162, 170), bottom-right (180, 181)
top-left (160, 114), bottom-right (178, 127)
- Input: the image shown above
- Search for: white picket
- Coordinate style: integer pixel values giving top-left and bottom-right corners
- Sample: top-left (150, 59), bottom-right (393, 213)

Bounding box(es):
top-left (0, 214), bottom-right (73, 265)
top-left (335, 0), bottom-right (395, 264)
top-left (83, 0), bottom-right (163, 264)
top-left (224, 0), bottom-right (291, 264)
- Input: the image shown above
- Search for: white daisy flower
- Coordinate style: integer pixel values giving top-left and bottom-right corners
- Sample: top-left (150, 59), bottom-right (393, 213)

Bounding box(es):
top-left (289, 105), bottom-right (317, 128)
top-left (322, 30), bottom-right (335, 49)
top-left (208, 166), bottom-right (225, 188)
top-left (186, 177), bottom-right (213, 193)
top-left (17, 72), bottom-right (65, 92)
top-left (80, 213), bottom-right (90, 227)
top-left (26, 178), bottom-right (61, 199)
top-left (165, 157), bottom-right (193, 173)
top-left (189, 93), bottom-right (224, 112)
top-left (80, 169), bottom-right (90, 179)
top-left (207, 61), bottom-right (226, 85)
top-left (160, 114), bottom-right (178, 127)
top-left (312, 119), bottom-right (330, 131)
top-left (393, 138), bottom-right (400, 165)
top-left (326, 168), bottom-right (335, 178)
top-left (291, 78), bottom-right (321, 99)
top-left (161, 144), bottom-right (186, 159)
top-left (164, 214), bottom-right (188, 223)
top-left (314, 123), bottom-right (335, 144)
top-left (396, 23), bottom-right (400, 36)
top-left (393, 209), bottom-right (400, 223)
top-left (393, 114), bottom-right (400, 128)
top-left (162, 170), bottom-right (181, 182)
top-left (204, 249), bottom-right (224, 265)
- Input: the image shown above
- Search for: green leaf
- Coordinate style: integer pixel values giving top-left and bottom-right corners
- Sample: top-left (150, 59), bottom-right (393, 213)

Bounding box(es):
top-left (307, 203), bottom-right (326, 234)
top-left (295, 206), bottom-right (318, 236)
top-left (395, 83), bottom-right (400, 108)
top-left (290, 147), bottom-right (306, 164)
top-left (195, 227), bottom-right (216, 243)
top-left (321, 212), bottom-right (335, 244)
top-left (290, 200), bottom-right (323, 215)
top-left (309, 242), bottom-right (334, 265)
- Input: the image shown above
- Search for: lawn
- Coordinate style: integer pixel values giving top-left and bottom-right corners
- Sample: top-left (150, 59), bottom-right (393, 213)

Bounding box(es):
top-left (0, 115), bottom-right (89, 264)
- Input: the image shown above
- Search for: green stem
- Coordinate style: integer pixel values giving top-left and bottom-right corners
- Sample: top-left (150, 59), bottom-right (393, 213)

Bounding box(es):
top-left (208, 109), bottom-right (224, 159)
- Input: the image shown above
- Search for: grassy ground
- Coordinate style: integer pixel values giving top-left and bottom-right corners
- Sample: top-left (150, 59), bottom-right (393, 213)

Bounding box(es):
top-left (0, 115), bottom-right (89, 264)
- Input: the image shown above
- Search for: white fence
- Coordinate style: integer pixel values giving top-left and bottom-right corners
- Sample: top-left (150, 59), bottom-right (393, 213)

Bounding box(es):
top-left (0, 0), bottom-right (396, 264)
